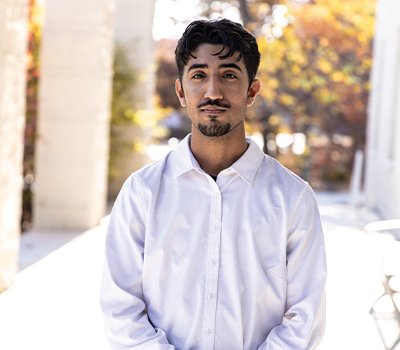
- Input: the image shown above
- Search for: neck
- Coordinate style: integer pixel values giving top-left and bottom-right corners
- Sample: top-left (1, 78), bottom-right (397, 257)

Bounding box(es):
top-left (189, 125), bottom-right (248, 177)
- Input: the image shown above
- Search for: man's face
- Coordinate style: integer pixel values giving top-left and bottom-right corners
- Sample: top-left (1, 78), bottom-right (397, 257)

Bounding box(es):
top-left (175, 44), bottom-right (260, 138)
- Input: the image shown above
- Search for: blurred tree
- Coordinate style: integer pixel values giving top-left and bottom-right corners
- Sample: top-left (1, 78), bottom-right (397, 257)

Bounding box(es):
top-left (199, 0), bottom-right (282, 29)
top-left (110, 44), bottom-right (138, 126)
top-left (110, 42), bottom-right (173, 175)
top-left (256, 0), bottom-right (375, 187)
top-left (108, 43), bottom-right (138, 181)
top-left (156, 58), bottom-right (181, 110)
top-left (154, 39), bottom-right (192, 140)
top-left (22, 0), bottom-right (44, 231)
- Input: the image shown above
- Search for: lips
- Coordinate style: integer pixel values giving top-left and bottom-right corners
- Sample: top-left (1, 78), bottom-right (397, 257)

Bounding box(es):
top-left (201, 108), bottom-right (226, 114)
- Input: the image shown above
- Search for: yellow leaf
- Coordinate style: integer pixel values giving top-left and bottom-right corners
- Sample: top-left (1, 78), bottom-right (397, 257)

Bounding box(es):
top-left (357, 32), bottom-right (368, 43)
top-left (291, 65), bottom-right (301, 74)
top-left (269, 114), bottom-right (281, 126)
top-left (268, 78), bottom-right (279, 89)
top-left (317, 59), bottom-right (333, 74)
top-left (320, 37), bottom-right (330, 47)
top-left (133, 139), bottom-right (147, 155)
top-left (331, 71), bottom-right (345, 82)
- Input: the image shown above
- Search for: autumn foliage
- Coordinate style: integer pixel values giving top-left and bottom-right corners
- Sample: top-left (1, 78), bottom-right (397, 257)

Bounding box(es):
top-left (251, 0), bottom-right (375, 188)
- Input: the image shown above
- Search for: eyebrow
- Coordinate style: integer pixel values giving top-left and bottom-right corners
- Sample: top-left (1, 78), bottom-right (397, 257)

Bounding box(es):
top-left (187, 63), bottom-right (242, 73)
top-left (187, 63), bottom-right (208, 73)
top-left (219, 63), bottom-right (242, 72)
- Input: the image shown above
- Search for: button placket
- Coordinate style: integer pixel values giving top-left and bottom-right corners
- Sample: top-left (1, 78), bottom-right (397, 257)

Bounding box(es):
top-left (202, 185), bottom-right (222, 350)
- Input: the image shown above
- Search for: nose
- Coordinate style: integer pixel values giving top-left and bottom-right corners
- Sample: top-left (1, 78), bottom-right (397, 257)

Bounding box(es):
top-left (204, 76), bottom-right (223, 101)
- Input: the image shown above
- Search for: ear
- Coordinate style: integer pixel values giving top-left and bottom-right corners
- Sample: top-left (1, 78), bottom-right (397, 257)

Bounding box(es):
top-left (175, 79), bottom-right (186, 107)
top-left (247, 79), bottom-right (261, 106)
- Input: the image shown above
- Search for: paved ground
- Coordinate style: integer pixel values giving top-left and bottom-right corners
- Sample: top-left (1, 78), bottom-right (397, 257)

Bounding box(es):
top-left (0, 192), bottom-right (399, 350)
top-left (316, 193), bottom-right (400, 350)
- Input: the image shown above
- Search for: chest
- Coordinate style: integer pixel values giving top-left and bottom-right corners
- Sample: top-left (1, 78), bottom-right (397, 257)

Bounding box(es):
top-left (143, 178), bottom-right (289, 281)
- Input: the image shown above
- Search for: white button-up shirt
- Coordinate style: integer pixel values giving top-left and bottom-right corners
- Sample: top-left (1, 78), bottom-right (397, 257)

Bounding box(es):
top-left (101, 135), bottom-right (327, 350)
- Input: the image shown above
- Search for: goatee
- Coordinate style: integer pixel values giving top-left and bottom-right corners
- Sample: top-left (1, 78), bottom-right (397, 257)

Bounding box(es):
top-left (197, 122), bottom-right (231, 137)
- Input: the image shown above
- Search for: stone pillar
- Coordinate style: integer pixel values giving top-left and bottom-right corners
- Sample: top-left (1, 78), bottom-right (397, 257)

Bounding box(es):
top-left (108, 0), bottom-right (155, 198)
top-left (114, 0), bottom-right (155, 111)
top-left (34, 0), bottom-right (115, 229)
top-left (365, 0), bottom-right (400, 219)
top-left (0, 0), bottom-right (29, 292)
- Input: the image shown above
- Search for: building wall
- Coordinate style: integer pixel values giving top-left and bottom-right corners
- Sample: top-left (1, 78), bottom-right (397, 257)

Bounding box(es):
top-left (365, 0), bottom-right (400, 219)
top-left (34, 0), bottom-right (115, 229)
top-left (0, 0), bottom-right (29, 292)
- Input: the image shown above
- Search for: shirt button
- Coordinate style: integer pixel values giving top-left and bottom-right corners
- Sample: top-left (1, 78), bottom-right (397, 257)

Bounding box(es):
top-left (206, 329), bottom-right (212, 336)
top-left (213, 225), bottom-right (219, 232)
top-left (214, 192), bottom-right (219, 198)
top-left (209, 294), bottom-right (215, 301)
top-left (210, 260), bottom-right (216, 267)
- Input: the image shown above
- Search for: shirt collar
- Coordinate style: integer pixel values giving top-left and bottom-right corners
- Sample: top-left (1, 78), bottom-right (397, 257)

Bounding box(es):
top-left (230, 137), bottom-right (264, 185)
top-left (173, 134), bottom-right (201, 179)
top-left (173, 134), bottom-right (265, 185)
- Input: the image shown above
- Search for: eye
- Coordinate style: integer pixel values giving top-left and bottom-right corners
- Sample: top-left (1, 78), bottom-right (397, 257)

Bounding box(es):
top-left (192, 73), bottom-right (205, 79)
top-left (223, 73), bottom-right (237, 79)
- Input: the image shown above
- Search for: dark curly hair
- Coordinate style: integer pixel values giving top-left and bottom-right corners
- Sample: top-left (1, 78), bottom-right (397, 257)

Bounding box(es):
top-left (175, 19), bottom-right (260, 87)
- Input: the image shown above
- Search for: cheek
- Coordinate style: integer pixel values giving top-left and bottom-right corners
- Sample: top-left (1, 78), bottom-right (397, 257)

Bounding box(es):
top-left (185, 90), bottom-right (203, 107)
top-left (231, 91), bottom-right (250, 105)
top-left (186, 86), bottom-right (202, 97)
top-left (228, 85), bottom-right (248, 98)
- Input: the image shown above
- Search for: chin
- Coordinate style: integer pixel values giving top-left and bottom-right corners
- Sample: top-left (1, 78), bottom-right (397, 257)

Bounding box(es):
top-left (197, 122), bottom-right (231, 137)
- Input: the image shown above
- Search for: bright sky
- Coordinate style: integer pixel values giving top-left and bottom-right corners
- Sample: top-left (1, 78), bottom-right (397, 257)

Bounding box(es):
top-left (152, 0), bottom-right (242, 41)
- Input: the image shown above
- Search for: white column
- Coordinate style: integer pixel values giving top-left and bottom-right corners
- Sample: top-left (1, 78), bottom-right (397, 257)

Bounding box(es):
top-left (108, 0), bottom-right (156, 198)
top-left (365, 0), bottom-right (400, 219)
top-left (34, 0), bottom-right (115, 229)
top-left (114, 0), bottom-right (155, 110)
top-left (0, 0), bottom-right (29, 292)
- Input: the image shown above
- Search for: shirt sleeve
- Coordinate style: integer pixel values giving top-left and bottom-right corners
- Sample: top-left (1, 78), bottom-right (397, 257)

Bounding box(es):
top-left (259, 185), bottom-right (327, 350)
top-left (100, 175), bottom-right (176, 350)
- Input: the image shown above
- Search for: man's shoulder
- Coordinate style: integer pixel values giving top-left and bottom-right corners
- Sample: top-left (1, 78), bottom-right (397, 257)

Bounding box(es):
top-left (262, 154), bottom-right (308, 187)
top-left (129, 150), bottom-right (173, 184)
top-left (259, 154), bottom-right (318, 214)
top-left (116, 151), bottom-right (174, 204)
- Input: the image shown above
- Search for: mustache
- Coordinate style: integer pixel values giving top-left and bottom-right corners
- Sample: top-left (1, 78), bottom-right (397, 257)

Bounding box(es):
top-left (197, 100), bottom-right (230, 109)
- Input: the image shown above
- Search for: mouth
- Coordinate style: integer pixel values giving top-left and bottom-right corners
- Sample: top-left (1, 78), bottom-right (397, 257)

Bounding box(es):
top-left (200, 107), bottom-right (226, 114)
top-left (197, 101), bottom-right (230, 115)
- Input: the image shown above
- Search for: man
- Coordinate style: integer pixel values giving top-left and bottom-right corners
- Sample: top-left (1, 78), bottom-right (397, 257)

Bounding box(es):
top-left (101, 19), bottom-right (327, 350)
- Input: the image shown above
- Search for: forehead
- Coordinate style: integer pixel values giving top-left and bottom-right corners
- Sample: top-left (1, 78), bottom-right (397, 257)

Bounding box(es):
top-left (186, 44), bottom-right (243, 68)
